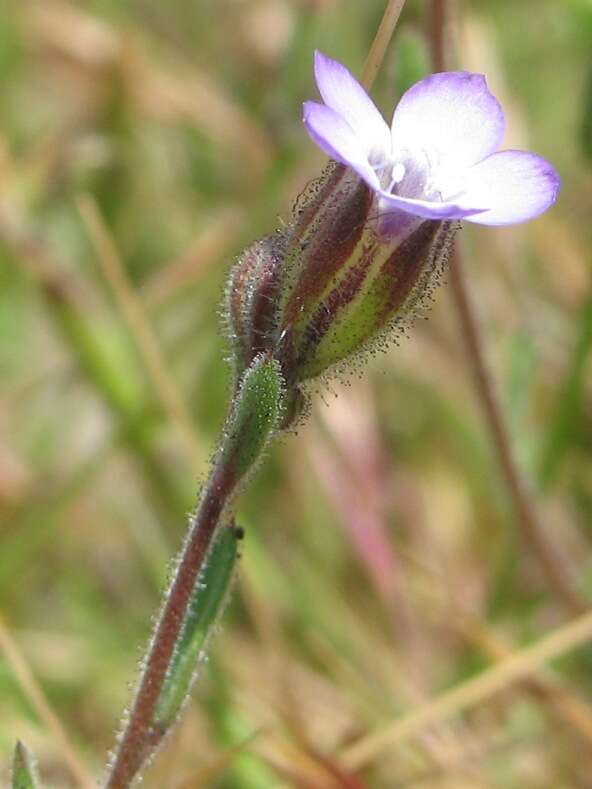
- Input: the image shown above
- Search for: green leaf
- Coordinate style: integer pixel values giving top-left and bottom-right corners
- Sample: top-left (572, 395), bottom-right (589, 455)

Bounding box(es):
top-left (221, 354), bottom-right (285, 480)
top-left (154, 523), bottom-right (240, 726)
top-left (12, 741), bottom-right (41, 789)
top-left (297, 221), bottom-right (453, 380)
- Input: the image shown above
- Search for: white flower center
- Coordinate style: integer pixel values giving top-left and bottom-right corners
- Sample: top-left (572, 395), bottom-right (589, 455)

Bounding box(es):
top-left (376, 146), bottom-right (466, 204)
top-left (390, 162), bottom-right (406, 185)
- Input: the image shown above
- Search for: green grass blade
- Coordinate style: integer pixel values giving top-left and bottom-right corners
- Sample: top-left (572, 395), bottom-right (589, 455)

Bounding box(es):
top-left (12, 742), bottom-right (41, 789)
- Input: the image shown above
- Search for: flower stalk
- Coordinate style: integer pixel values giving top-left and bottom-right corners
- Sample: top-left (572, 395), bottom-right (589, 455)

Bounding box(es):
top-left (104, 354), bottom-right (285, 789)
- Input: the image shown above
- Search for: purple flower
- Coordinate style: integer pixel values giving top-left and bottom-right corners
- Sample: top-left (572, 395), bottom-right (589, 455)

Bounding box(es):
top-left (303, 51), bottom-right (560, 228)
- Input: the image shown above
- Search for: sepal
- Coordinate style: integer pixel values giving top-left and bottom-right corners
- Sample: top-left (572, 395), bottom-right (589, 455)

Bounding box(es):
top-left (225, 164), bottom-right (458, 389)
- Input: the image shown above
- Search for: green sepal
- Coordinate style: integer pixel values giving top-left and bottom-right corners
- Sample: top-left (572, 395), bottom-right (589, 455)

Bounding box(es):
top-left (154, 523), bottom-right (240, 727)
top-left (12, 741), bottom-right (41, 789)
top-left (221, 354), bottom-right (285, 481)
top-left (296, 221), bottom-right (454, 380)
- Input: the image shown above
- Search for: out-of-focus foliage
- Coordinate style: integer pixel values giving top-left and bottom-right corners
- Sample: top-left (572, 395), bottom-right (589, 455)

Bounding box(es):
top-left (0, 1), bottom-right (591, 787)
top-left (12, 742), bottom-right (41, 789)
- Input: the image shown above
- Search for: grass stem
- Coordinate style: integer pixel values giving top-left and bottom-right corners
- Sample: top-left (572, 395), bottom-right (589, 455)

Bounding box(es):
top-left (341, 607), bottom-right (592, 769)
top-left (0, 616), bottom-right (95, 789)
top-left (361, 0), bottom-right (408, 91)
top-left (428, 0), bottom-right (587, 616)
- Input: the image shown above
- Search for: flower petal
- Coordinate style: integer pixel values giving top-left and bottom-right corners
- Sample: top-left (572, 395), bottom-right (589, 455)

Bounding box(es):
top-left (314, 50), bottom-right (391, 163)
top-left (377, 189), bottom-right (486, 221)
top-left (461, 150), bottom-right (561, 226)
top-left (392, 72), bottom-right (505, 167)
top-left (303, 101), bottom-right (380, 189)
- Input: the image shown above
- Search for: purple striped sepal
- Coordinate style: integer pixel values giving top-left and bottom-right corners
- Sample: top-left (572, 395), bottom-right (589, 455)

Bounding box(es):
top-left (225, 163), bottom-right (456, 415)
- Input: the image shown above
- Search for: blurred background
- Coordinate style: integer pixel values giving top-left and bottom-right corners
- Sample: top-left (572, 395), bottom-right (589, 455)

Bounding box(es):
top-left (1, 0), bottom-right (591, 786)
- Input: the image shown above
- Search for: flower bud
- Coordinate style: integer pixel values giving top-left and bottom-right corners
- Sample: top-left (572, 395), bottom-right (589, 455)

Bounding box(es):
top-left (226, 231), bottom-right (287, 376)
top-left (226, 163), bottom-right (456, 395)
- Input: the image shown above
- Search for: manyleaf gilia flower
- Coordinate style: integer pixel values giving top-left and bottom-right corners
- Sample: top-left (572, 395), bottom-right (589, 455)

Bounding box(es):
top-left (226, 51), bottom-right (561, 415)
top-left (303, 51), bottom-right (560, 231)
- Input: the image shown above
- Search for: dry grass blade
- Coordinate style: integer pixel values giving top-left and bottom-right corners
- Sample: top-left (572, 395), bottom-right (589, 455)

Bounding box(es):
top-left (463, 617), bottom-right (592, 746)
top-left (0, 616), bottom-right (95, 789)
top-left (257, 734), bottom-right (365, 789)
top-left (340, 609), bottom-right (592, 770)
top-left (77, 194), bottom-right (204, 473)
top-left (361, 0), bottom-right (408, 90)
top-left (0, 206), bottom-right (84, 302)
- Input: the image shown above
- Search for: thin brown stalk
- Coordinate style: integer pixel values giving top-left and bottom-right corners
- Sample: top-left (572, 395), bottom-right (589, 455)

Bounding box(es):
top-left (0, 616), bottom-right (96, 789)
top-left (77, 195), bottom-right (204, 474)
top-left (448, 244), bottom-right (586, 613)
top-left (427, 0), bottom-right (586, 615)
top-left (340, 608), bottom-right (592, 769)
top-left (361, 0), bottom-right (408, 91)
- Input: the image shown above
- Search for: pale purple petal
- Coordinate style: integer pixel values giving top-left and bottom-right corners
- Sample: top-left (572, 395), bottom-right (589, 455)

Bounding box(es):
top-left (314, 50), bottom-right (391, 163)
top-left (392, 72), bottom-right (505, 167)
top-left (303, 101), bottom-right (380, 189)
top-left (461, 150), bottom-right (561, 226)
top-left (376, 188), bottom-right (487, 221)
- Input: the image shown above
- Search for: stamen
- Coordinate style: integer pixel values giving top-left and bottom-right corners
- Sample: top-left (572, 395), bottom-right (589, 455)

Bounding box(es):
top-left (382, 161), bottom-right (406, 194)
top-left (391, 162), bottom-right (406, 184)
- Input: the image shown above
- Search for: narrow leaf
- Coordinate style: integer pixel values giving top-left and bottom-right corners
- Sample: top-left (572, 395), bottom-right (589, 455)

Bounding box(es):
top-left (154, 523), bottom-right (240, 727)
top-left (12, 741), bottom-right (41, 789)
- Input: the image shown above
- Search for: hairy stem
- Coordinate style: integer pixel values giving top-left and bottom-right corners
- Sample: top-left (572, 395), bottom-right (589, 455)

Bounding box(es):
top-left (105, 458), bottom-right (237, 788)
top-left (428, 0), bottom-right (586, 615)
top-left (104, 355), bottom-right (285, 788)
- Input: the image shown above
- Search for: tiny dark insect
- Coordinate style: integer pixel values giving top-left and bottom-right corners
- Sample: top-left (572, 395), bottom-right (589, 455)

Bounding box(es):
top-left (233, 525), bottom-right (245, 540)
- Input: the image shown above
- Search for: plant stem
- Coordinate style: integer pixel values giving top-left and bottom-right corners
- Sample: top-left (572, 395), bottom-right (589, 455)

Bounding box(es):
top-left (361, 0), bottom-right (408, 91)
top-left (105, 457), bottom-right (237, 789)
top-left (448, 245), bottom-right (586, 614)
top-left (427, 0), bottom-right (586, 615)
top-left (104, 354), bottom-right (284, 788)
